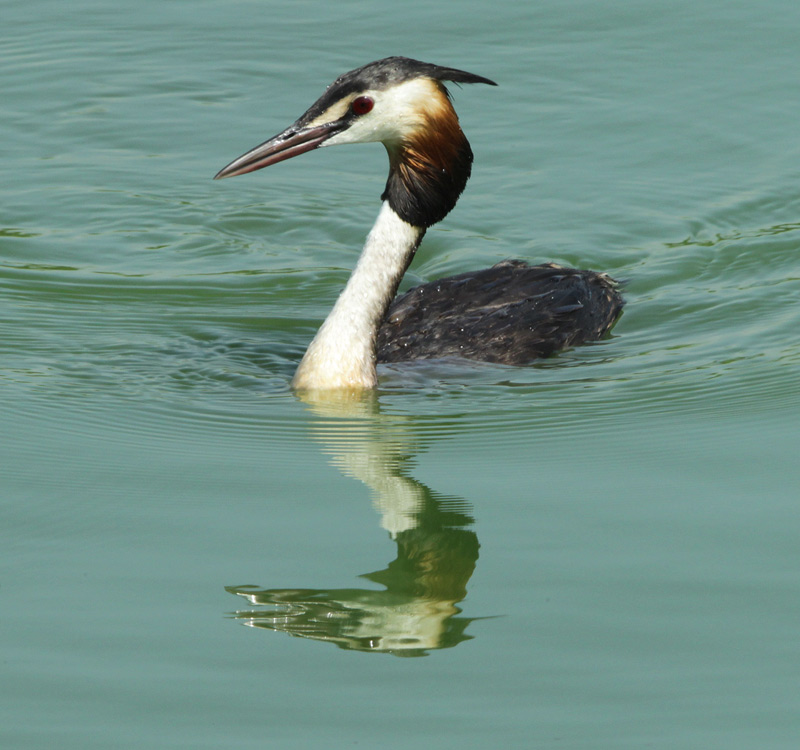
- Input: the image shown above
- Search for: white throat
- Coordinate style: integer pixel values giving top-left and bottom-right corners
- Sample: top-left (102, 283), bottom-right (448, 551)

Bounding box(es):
top-left (292, 202), bottom-right (424, 390)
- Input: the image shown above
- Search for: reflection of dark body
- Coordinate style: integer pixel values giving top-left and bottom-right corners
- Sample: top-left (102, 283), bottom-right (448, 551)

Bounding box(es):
top-left (228, 490), bottom-right (479, 657)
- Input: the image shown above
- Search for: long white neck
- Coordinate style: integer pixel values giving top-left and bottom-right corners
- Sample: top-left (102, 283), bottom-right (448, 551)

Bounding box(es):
top-left (292, 202), bottom-right (424, 390)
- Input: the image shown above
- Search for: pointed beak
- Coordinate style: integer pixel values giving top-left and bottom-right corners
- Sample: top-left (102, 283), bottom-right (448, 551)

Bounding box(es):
top-left (214, 119), bottom-right (344, 179)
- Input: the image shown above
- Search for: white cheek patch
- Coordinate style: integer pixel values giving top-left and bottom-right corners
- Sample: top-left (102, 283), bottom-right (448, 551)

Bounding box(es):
top-left (321, 78), bottom-right (445, 148)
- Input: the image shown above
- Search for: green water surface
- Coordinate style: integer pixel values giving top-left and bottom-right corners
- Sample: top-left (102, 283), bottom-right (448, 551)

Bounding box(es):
top-left (3, 1), bottom-right (800, 748)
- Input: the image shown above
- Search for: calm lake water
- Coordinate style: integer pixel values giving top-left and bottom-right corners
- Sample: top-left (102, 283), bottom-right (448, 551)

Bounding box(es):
top-left (3, 0), bottom-right (800, 747)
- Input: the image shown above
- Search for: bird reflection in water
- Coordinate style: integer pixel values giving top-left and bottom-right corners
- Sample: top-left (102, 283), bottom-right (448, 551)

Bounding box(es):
top-left (227, 392), bottom-right (483, 657)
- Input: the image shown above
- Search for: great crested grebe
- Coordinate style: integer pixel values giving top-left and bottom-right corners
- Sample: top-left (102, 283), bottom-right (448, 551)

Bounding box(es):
top-left (215, 57), bottom-right (623, 389)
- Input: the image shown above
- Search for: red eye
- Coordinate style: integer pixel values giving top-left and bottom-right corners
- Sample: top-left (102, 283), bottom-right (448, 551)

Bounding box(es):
top-left (351, 96), bottom-right (374, 116)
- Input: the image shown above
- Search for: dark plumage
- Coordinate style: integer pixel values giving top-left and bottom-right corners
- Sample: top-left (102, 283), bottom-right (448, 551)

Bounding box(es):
top-left (378, 260), bottom-right (623, 364)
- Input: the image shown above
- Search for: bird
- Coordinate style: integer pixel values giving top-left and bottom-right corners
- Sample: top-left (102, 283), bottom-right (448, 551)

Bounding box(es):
top-left (215, 57), bottom-right (623, 389)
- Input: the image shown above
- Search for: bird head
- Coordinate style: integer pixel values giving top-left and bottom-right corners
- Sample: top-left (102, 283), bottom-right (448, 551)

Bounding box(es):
top-left (215, 57), bottom-right (496, 227)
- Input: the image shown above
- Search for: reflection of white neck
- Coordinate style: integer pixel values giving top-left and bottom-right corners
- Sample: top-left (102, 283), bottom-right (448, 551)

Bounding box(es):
top-left (292, 202), bottom-right (424, 390)
top-left (309, 408), bottom-right (425, 538)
